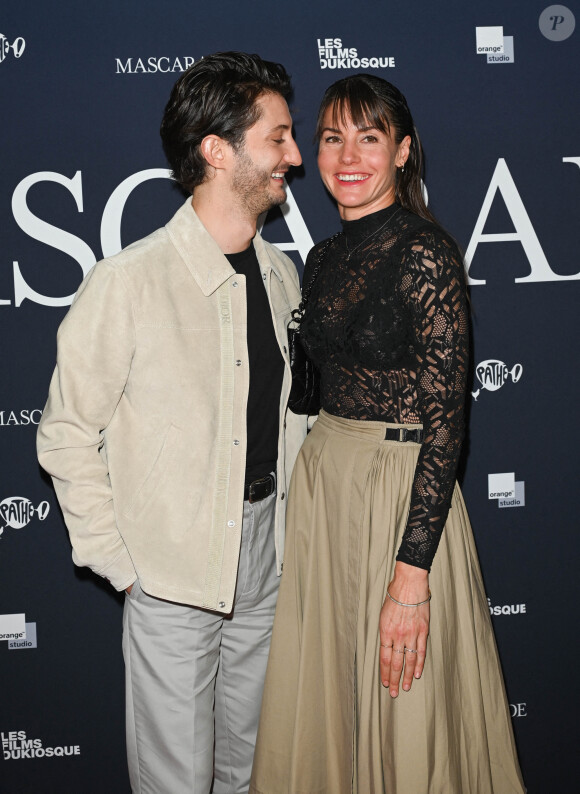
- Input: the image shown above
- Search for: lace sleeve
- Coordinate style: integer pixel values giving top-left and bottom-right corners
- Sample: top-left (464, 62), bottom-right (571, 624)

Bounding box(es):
top-left (396, 231), bottom-right (469, 570)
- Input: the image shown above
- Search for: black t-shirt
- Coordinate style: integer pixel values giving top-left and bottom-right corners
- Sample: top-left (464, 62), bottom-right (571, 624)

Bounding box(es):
top-left (226, 243), bottom-right (284, 486)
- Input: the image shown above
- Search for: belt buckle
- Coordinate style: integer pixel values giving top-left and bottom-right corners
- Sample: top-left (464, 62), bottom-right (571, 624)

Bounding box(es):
top-left (248, 475), bottom-right (271, 504)
top-left (399, 428), bottom-right (407, 442)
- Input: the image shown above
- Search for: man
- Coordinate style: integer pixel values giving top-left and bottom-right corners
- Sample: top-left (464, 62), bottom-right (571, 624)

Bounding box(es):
top-left (37, 52), bottom-right (306, 793)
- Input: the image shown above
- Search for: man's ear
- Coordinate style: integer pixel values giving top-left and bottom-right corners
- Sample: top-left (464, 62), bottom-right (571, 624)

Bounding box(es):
top-left (200, 134), bottom-right (230, 171)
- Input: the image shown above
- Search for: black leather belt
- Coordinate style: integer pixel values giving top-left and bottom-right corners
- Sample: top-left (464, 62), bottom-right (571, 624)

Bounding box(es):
top-left (244, 474), bottom-right (276, 503)
top-left (385, 427), bottom-right (424, 443)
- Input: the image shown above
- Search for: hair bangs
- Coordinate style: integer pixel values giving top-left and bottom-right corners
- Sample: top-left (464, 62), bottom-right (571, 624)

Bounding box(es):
top-left (316, 80), bottom-right (392, 141)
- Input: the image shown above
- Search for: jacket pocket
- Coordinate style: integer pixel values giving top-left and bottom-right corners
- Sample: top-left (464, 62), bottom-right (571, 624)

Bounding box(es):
top-left (122, 424), bottom-right (180, 520)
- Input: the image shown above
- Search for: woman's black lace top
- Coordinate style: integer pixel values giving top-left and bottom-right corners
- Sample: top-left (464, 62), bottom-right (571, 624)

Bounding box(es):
top-left (301, 204), bottom-right (469, 570)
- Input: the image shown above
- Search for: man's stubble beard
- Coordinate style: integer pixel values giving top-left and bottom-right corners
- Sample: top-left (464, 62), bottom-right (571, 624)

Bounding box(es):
top-left (231, 148), bottom-right (286, 218)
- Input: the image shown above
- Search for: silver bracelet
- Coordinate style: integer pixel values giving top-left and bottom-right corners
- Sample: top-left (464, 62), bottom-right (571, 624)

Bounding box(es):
top-left (386, 588), bottom-right (431, 608)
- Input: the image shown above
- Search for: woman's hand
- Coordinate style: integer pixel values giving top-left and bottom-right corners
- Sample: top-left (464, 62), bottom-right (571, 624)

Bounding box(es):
top-left (379, 561), bottom-right (430, 698)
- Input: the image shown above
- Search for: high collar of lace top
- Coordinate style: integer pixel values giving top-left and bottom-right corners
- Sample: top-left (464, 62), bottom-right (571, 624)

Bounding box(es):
top-left (341, 203), bottom-right (400, 248)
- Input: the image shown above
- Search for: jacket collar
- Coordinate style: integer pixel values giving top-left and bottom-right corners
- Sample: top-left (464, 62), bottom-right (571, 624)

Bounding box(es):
top-left (166, 198), bottom-right (283, 296)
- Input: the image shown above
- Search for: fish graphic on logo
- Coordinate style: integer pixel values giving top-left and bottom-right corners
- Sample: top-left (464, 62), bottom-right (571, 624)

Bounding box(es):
top-left (0, 497), bottom-right (49, 539)
top-left (472, 359), bottom-right (522, 401)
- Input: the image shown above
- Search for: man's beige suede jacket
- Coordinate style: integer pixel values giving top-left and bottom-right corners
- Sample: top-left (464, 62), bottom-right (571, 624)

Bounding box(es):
top-left (37, 199), bottom-right (307, 612)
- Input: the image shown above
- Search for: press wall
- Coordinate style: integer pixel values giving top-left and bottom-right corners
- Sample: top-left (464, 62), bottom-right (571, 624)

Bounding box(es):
top-left (1, 2), bottom-right (579, 791)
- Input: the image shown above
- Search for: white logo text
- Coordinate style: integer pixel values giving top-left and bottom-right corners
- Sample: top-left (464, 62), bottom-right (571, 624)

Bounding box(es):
top-left (317, 38), bottom-right (394, 70)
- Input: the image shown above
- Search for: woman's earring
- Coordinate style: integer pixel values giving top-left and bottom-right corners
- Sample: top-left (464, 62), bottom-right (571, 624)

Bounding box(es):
top-left (400, 164), bottom-right (405, 174)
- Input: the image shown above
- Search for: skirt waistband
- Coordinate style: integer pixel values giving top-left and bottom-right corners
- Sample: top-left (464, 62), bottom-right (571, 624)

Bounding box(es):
top-left (317, 409), bottom-right (423, 443)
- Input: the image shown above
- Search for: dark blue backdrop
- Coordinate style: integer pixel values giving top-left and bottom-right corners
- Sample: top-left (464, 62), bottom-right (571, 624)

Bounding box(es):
top-left (1, 1), bottom-right (579, 791)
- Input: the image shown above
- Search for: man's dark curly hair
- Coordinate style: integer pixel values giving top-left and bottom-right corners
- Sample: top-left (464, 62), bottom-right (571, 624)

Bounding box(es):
top-left (160, 51), bottom-right (293, 194)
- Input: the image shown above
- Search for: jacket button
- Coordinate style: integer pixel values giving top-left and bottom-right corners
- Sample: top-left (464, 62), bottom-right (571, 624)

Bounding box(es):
top-left (227, 520), bottom-right (235, 527)
top-left (283, 346), bottom-right (287, 353)
top-left (232, 281), bottom-right (239, 287)
top-left (280, 563), bottom-right (284, 572)
top-left (236, 359), bottom-right (242, 366)
top-left (233, 439), bottom-right (240, 446)
top-left (281, 493), bottom-right (285, 500)
top-left (219, 601), bottom-right (226, 609)
top-left (262, 273), bottom-right (266, 280)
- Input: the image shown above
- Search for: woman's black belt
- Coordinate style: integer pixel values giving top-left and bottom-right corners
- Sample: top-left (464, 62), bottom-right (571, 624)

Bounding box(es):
top-left (384, 427), bottom-right (424, 443)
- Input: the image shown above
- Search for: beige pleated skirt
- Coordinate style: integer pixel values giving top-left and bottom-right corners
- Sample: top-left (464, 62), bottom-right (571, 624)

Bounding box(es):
top-left (250, 410), bottom-right (525, 794)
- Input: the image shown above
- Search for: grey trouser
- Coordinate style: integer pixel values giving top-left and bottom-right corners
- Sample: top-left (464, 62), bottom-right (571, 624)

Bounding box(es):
top-left (122, 489), bottom-right (279, 794)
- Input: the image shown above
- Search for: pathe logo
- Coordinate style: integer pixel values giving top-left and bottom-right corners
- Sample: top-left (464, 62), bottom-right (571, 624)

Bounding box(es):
top-left (488, 597), bottom-right (527, 616)
top-left (0, 32), bottom-right (25, 65)
top-left (488, 472), bottom-right (525, 508)
top-left (472, 359), bottom-right (522, 401)
top-left (475, 26), bottom-right (515, 64)
top-left (317, 38), bottom-right (395, 70)
top-left (115, 56), bottom-right (195, 74)
top-left (0, 409), bottom-right (42, 426)
top-left (0, 496), bottom-right (50, 540)
top-left (2, 731), bottom-right (80, 760)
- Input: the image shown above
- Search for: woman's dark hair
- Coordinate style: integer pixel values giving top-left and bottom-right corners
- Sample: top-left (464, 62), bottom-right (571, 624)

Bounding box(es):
top-left (161, 52), bottom-right (293, 193)
top-left (315, 74), bottom-right (436, 224)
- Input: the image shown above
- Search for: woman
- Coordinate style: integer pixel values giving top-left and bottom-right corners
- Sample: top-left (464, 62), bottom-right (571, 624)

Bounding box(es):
top-left (250, 76), bottom-right (525, 793)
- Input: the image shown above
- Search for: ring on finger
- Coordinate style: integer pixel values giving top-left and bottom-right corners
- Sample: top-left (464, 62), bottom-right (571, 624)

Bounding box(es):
top-left (405, 647), bottom-right (418, 654)
top-left (380, 643), bottom-right (393, 649)
top-left (393, 648), bottom-right (405, 654)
